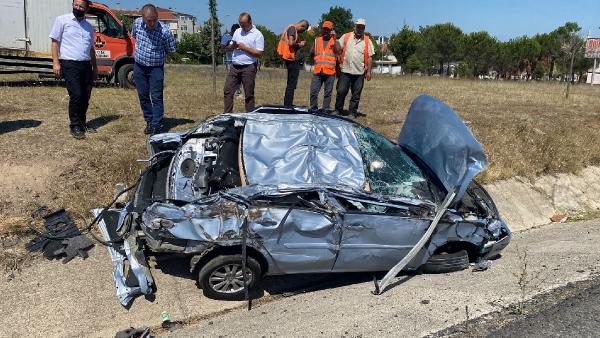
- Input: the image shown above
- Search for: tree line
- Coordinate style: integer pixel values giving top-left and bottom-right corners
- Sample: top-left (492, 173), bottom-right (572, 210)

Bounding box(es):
top-left (171, 5), bottom-right (592, 82)
top-left (389, 22), bottom-right (591, 81)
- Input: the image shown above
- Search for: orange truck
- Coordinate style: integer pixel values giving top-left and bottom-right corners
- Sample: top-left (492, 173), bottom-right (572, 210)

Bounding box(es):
top-left (0, 0), bottom-right (136, 88)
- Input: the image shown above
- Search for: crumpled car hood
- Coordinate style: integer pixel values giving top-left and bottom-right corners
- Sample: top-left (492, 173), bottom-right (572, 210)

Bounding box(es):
top-left (398, 95), bottom-right (488, 203)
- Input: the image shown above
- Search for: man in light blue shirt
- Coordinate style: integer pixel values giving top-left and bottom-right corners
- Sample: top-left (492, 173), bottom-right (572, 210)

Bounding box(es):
top-left (131, 3), bottom-right (176, 135)
top-left (222, 12), bottom-right (264, 113)
top-left (49, 0), bottom-right (97, 139)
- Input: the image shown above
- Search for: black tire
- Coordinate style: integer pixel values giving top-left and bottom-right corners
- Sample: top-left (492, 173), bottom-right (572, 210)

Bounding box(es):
top-left (198, 254), bottom-right (261, 300)
top-left (423, 249), bottom-right (470, 274)
top-left (117, 63), bottom-right (135, 89)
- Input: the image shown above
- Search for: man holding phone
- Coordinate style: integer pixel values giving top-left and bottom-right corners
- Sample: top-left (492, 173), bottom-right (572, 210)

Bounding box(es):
top-left (308, 21), bottom-right (340, 113)
top-left (222, 12), bottom-right (264, 113)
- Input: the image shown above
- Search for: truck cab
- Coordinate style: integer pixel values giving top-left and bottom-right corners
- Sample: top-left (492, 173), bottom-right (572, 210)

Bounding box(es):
top-left (0, 1), bottom-right (136, 88)
top-left (86, 3), bottom-right (136, 88)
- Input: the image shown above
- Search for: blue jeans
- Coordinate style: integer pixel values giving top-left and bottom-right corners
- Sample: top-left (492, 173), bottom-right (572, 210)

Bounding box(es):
top-left (134, 62), bottom-right (164, 128)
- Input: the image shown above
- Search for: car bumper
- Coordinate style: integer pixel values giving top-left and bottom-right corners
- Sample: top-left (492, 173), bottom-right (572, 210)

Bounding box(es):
top-left (481, 226), bottom-right (512, 260)
top-left (92, 208), bottom-right (155, 307)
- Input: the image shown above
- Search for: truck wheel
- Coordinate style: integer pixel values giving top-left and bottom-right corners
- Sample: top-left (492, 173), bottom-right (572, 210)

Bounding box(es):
top-left (117, 63), bottom-right (135, 89)
top-left (198, 254), bottom-right (261, 300)
top-left (423, 249), bottom-right (470, 273)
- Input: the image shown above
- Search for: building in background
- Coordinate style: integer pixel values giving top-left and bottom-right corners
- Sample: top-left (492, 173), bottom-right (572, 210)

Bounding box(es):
top-left (176, 12), bottom-right (197, 41)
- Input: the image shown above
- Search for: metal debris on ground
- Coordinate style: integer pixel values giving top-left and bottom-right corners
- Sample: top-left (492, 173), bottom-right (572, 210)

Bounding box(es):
top-left (472, 260), bottom-right (492, 272)
top-left (114, 327), bottom-right (150, 338)
top-left (25, 208), bottom-right (94, 263)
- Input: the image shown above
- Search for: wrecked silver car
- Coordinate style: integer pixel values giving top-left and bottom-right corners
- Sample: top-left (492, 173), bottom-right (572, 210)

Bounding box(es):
top-left (94, 95), bottom-right (511, 306)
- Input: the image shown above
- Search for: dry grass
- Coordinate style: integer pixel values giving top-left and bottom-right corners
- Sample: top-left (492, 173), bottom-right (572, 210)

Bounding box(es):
top-left (1, 65), bottom-right (600, 232)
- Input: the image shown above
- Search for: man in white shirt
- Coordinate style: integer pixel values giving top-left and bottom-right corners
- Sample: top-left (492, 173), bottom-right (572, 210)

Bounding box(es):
top-left (334, 18), bottom-right (375, 117)
top-left (222, 12), bottom-right (264, 113)
top-left (49, 0), bottom-right (98, 139)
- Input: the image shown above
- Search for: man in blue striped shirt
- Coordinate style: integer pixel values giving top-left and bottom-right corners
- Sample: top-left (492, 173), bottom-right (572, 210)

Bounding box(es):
top-left (132, 4), bottom-right (176, 135)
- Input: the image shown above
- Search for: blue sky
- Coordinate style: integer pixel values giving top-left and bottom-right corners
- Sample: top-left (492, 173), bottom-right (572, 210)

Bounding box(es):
top-left (105, 0), bottom-right (600, 40)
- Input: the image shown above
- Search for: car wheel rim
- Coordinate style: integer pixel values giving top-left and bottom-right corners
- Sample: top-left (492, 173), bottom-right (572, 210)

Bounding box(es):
top-left (127, 71), bottom-right (134, 85)
top-left (208, 263), bottom-right (251, 293)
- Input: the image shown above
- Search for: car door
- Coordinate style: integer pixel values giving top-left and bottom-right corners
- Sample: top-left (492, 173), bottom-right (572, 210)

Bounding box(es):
top-left (331, 126), bottom-right (437, 272)
top-left (86, 8), bottom-right (132, 74)
top-left (248, 192), bottom-right (341, 274)
top-left (331, 196), bottom-right (431, 272)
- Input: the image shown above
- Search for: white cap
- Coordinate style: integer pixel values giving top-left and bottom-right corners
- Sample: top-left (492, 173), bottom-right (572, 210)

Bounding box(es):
top-left (355, 18), bottom-right (366, 26)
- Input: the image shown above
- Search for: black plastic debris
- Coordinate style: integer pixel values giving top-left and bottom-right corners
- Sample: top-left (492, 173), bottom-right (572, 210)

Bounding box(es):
top-left (26, 208), bottom-right (94, 263)
top-left (115, 327), bottom-right (150, 338)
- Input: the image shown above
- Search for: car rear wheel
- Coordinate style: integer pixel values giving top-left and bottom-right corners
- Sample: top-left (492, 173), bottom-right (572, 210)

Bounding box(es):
top-left (423, 249), bottom-right (470, 273)
top-left (198, 254), bottom-right (261, 300)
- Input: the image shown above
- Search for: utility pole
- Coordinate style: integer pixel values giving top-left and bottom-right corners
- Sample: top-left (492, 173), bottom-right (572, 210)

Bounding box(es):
top-left (209, 0), bottom-right (217, 97)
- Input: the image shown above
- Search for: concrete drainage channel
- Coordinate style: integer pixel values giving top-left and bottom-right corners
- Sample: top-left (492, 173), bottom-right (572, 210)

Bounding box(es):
top-left (1, 167), bottom-right (600, 337)
top-left (485, 166), bottom-right (600, 232)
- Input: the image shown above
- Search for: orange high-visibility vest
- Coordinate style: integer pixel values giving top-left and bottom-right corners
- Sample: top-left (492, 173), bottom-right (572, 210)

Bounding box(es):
top-left (277, 25), bottom-right (297, 61)
top-left (313, 37), bottom-right (337, 75)
top-left (339, 32), bottom-right (370, 71)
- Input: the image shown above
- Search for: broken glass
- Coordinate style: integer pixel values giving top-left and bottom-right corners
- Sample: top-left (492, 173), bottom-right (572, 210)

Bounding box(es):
top-left (354, 126), bottom-right (431, 201)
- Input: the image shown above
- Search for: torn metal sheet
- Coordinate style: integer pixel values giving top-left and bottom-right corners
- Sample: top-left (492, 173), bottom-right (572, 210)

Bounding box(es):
top-left (242, 114), bottom-right (365, 189)
top-left (94, 208), bottom-right (154, 307)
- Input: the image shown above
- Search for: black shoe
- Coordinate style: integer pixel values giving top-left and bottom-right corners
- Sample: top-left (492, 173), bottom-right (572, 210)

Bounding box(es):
top-left (144, 122), bottom-right (152, 135)
top-left (150, 124), bottom-right (164, 136)
top-left (336, 110), bottom-right (349, 116)
top-left (70, 125), bottom-right (85, 139)
top-left (352, 111), bottom-right (367, 118)
top-left (84, 123), bottom-right (97, 133)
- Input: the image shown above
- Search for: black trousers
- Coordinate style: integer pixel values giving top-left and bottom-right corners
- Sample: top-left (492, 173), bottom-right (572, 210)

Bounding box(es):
top-left (335, 72), bottom-right (365, 114)
top-left (61, 60), bottom-right (93, 128)
top-left (283, 60), bottom-right (301, 107)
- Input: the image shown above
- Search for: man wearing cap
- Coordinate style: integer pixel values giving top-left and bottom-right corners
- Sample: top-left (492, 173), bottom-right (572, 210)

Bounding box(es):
top-left (277, 19), bottom-right (310, 107)
top-left (334, 18), bottom-right (375, 117)
top-left (308, 21), bottom-right (340, 113)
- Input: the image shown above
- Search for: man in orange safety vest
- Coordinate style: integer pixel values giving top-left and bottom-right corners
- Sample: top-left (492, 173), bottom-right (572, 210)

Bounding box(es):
top-left (308, 21), bottom-right (341, 113)
top-left (277, 19), bottom-right (310, 107)
top-left (334, 18), bottom-right (375, 117)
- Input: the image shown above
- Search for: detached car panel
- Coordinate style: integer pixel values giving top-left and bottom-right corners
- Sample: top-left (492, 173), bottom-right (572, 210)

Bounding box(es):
top-left (96, 97), bottom-right (511, 306)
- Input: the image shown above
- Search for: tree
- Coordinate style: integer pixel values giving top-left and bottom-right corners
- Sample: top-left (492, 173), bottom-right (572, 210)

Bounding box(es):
top-left (505, 36), bottom-right (541, 79)
top-left (419, 23), bottom-right (464, 76)
top-left (319, 6), bottom-right (354, 35)
top-left (197, 18), bottom-right (222, 64)
top-left (256, 25), bottom-right (280, 67)
top-left (176, 32), bottom-right (202, 60)
top-left (460, 31), bottom-right (498, 76)
top-left (406, 54), bottom-right (423, 74)
top-left (388, 25), bottom-right (421, 67)
top-left (532, 62), bottom-right (545, 80)
top-left (115, 12), bottom-right (135, 32)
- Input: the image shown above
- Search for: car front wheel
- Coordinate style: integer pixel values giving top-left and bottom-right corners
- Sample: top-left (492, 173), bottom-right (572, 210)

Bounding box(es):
top-left (423, 249), bottom-right (470, 273)
top-left (198, 254), bottom-right (261, 300)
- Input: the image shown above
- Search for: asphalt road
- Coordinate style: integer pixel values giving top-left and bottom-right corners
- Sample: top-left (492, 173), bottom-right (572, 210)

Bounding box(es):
top-left (485, 279), bottom-right (600, 337)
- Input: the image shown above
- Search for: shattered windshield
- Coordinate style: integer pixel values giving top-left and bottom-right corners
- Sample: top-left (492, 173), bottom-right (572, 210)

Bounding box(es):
top-left (354, 126), bottom-right (432, 201)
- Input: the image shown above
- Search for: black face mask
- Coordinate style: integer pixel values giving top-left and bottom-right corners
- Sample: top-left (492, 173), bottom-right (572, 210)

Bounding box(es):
top-left (73, 8), bottom-right (86, 19)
